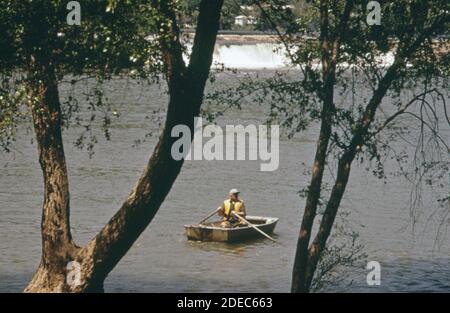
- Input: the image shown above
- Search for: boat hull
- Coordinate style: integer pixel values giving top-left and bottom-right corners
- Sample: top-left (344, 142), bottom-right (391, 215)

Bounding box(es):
top-left (184, 216), bottom-right (278, 243)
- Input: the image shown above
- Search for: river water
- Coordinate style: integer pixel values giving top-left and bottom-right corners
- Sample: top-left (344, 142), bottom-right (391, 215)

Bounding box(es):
top-left (0, 55), bottom-right (449, 292)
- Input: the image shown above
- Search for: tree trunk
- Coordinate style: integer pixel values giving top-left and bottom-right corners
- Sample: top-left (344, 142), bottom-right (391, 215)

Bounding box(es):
top-left (303, 151), bottom-right (355, 290)
top-left (291, 111), bottom-right (332, 293)
top-left (291, 0), bottom-right (336, 293)
top-left (25, 56), bottom-right (80, 292)
top-left (291, 0), bottom-right (357, 293)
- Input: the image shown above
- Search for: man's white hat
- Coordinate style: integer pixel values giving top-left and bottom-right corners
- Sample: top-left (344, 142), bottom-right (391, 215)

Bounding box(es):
top-left (229, 188), bottom-right (240, 194)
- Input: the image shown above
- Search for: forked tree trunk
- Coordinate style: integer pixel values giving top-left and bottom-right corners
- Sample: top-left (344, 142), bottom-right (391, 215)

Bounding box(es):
top-left (291, 0), bottom-right (345, 293)
top-left (290, 7), bottom-right (439, 290)
top-left (25, 0), bottom-right (224, 292)
top-left (291, 65), bottom-right (402, 293)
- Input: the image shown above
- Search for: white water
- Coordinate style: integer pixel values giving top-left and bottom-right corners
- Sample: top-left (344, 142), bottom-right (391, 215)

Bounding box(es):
top-left (183, 42), bottom-right (289, 69)
top-left (213, 43), bottom-right (288, 69)
top-left (208, 43), bottom-right (396, 70)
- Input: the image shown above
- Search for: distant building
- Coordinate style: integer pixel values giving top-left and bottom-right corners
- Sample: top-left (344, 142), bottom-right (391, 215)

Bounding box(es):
top-left (235, 15), bottom-right (257, 26)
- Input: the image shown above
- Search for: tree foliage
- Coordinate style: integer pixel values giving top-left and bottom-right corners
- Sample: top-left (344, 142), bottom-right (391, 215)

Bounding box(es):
top-left (0, 0), bottom-right (172, 152)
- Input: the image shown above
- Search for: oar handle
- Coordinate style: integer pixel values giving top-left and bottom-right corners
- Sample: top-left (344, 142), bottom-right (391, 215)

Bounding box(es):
top-left (232, 211), bottom-right (276, 242)
top-left (199, 208), bottom-right (221, 225)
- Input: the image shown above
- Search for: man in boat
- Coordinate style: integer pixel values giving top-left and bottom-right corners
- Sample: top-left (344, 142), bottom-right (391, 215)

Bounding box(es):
top-left (217, 188), bottom-right (247, 228)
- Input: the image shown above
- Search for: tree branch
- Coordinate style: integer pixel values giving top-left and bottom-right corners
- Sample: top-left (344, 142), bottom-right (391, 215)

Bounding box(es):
top-left (370, 88), bottom-right (439, 137)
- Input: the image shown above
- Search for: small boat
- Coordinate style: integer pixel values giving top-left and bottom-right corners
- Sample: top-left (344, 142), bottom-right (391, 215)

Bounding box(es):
top-left (184, 216), bottom-right (278, 243)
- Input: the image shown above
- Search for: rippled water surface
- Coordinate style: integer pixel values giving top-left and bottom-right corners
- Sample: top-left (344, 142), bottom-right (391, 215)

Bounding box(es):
top-left (0, 71), bottom-right (448, 292)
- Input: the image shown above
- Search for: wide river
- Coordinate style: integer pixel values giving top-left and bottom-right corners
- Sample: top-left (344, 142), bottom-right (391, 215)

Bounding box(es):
top-left (0, 66), bottom-right (449, 292)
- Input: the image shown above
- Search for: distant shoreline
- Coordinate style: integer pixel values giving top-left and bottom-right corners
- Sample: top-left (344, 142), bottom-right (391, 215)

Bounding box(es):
top-left (215, 34), bottom-right (279, 45)
top-left (182, 30), bottom-right (449, 55)
top-left (182, 30), bottom-right (281, 44)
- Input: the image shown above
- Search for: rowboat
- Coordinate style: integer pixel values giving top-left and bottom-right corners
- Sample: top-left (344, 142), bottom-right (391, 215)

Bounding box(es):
top-left (184, 216), bottom-right (278, 243)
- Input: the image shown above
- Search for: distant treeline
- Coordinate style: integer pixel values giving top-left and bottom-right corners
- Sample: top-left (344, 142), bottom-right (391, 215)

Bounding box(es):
top-left (179, 0), bottom-right (315, 32)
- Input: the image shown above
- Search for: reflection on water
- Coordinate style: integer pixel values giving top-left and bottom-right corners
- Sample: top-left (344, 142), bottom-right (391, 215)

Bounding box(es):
top-left (185, 236), bottom-right (278, 257)
top-left (0, 72), bottom-right (448, 293)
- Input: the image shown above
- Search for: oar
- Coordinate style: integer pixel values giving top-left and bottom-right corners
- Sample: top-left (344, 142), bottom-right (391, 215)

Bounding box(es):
top-left (199, 208), bottom-right (220, 225)
top-left (231, 211), bottom-right (276, 242)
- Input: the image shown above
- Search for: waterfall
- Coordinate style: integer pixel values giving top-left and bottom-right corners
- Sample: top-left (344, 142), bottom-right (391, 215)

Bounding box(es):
top-left (182, 41), bottom-right (396, 70)
top-left (212, 43), bottom-right (288, 69)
